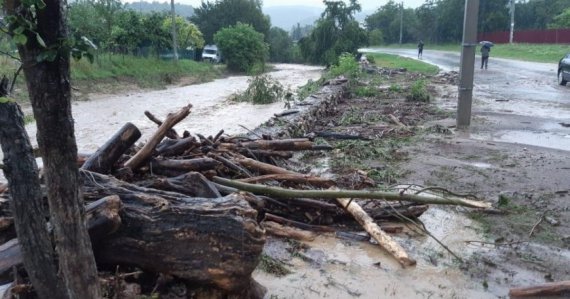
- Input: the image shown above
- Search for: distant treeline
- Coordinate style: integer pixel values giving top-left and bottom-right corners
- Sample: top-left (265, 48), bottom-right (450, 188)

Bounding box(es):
top-left (366, 0), bottom-right (570, 44)
top-left (125, 1), bottom-right (194, 18)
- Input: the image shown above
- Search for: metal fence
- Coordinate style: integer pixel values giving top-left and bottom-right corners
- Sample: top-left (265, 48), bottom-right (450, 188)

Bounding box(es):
top-left (478, 28), bottom-right (570, 44)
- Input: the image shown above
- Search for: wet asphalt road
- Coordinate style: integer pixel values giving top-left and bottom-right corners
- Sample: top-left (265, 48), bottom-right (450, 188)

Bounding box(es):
top-left (361, 48), bottom-right (570, 151)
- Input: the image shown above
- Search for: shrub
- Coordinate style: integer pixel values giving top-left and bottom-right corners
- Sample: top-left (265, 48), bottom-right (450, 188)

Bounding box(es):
top-left (406, 80), bottom-right (431, 102)
top-left (328, 53), bottom-right (361, 79)
top-left (230, 75), bottom-right (289, 104)
top-left (214, 23), bottom-right (269, 73)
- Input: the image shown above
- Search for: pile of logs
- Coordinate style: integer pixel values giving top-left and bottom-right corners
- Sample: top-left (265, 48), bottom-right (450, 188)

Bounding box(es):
top-left (0, 105), bottom-right (490, 297)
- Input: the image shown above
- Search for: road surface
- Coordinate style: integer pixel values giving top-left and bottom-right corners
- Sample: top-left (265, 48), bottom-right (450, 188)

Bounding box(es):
top-left (361, 48), bottom-right (570, 152)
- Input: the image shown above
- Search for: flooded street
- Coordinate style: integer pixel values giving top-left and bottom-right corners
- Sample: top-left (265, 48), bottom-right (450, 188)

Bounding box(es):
top-left (362, 48), bottom-right (570, 152)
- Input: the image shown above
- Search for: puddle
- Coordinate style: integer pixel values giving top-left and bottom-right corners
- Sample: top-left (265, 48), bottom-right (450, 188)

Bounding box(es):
top-left (255, 207), bottom-right (496, 298)
top-left (472, 130), bottom-right (570, 151)
top-left (0, 64), bottom-right (322, 183)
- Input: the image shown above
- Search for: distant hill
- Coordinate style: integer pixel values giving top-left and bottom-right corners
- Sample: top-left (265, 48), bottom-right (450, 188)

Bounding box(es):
top-left (263, 6), bottom-right (321, 30)
top-left (125, 1), bottom-right (194, 18)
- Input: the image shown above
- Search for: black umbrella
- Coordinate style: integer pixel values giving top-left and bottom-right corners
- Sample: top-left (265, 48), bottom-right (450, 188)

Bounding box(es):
top-left (479, 41), bottom-right (495, 47)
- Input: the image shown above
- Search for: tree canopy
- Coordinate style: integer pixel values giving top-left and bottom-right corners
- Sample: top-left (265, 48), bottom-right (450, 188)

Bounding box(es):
top-left (192, 0), bottom-right (271, 45)
top-left (214, 23), bottom-right (269, 73)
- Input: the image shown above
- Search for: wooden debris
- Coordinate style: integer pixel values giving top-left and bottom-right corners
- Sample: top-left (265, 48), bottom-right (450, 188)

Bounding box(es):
top-left (337, 198), bottom-right (416, 267)
top-left (509, 281), bottom-right (570, 298)
top-left (262, 221), bottom-right (317, 241)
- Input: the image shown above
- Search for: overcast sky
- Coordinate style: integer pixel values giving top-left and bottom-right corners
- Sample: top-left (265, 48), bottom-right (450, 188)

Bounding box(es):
top-left (123, 0), bottom-right (427, 11)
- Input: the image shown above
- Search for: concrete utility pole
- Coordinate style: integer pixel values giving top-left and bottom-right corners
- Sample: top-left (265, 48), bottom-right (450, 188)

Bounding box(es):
top-left (509, 0), bottom-right (516, 43)
top-left (457, 0), bottom-right (480, 128)
top-left (170, 0), bottom-right (179, 61)
top-left (399, 2), bottom-right (403, 44)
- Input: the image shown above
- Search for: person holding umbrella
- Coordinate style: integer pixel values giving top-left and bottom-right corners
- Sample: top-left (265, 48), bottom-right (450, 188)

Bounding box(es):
top-left (480, 41), bottom-right (494, 70)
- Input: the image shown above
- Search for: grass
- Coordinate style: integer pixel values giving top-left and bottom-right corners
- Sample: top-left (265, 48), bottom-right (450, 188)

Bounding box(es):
top-left (377, 42), bottom-right (569, 63)
top-left (72, 54), bottom-right (221, 87)
top-left (368, 53), bottom-right (439, 75)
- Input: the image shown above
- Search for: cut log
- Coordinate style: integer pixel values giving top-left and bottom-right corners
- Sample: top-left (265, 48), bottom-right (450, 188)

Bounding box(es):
top-left (239, 149), bottom-right (293, 160)
top-left (156, 137), bottom-right (197, 157)
top-left (136, 172), bottom-right (221, 198)
top-left (79, 171), bottom-right (266, 296)
top-left (144, 111), bottom-right (180, 139)
top-left (234, 157), bottom-right (297, 175)
top-left (509, 281), bottom-right (570, 298)
top-left (82, 122), bottom-right (141, 174)
top-left (0, 195), bottom-right (123, 278)
top-left (337, 197), bottom-right (416, 267)
top-left (125, 105), bottom-right (192, 170)
top-left (149, 158), bottom-right (221, 177)
top-left (213, 177), bottom-right (492, 209)
top-left (220, 139), bottom-right (329, 152)
top-left (262, 221), bottom-right (317, 241)
top-left (238, 174), bottom-right (335, 188)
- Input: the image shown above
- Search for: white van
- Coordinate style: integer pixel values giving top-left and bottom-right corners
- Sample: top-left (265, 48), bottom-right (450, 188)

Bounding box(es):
top-left (202, 45), bottom-right (222, 63)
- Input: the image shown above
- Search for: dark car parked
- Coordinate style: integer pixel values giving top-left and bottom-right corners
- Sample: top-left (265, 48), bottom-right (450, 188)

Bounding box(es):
top-left (558, 53), bottom-right (570, 86)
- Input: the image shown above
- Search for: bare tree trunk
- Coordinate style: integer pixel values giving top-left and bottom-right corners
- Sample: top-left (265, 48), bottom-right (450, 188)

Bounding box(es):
top-left (5, 0), bottom-right (101, 297)
top-left (0, 81), bottom-right (67, 298)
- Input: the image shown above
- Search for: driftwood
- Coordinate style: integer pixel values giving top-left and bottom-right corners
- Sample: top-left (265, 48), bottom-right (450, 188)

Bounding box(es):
top-left (238, 174), bottom-right (335, 188)
top-left (509, 281), bottom-right (570, 297)
top-left (0, 195), bottom-right (123, 277)
top-left (149, 158), bottom-right (221, 177)
top-left (144, 111), bottom-right (180, 139)
top-left (388, 114), bottom-right (407, 128)
top-left (82, 122), bottom-right (141, 174)
top-left (136, 172), bottom-right (221, 198)
top-left (213, 177), bottom-right (491, 209)
top-left (265, 213), bottom-right (335, 233)
top-left (221, 139), bottom-right (332, 152)
top-left (337, 197), bottom-right (416, 267)
top-left (234, 157), bottom-right (297, 175)
top-left (125, 105), bottom-right (191, 170)
top-left (262, 221), bottom-right (316, 241)
top-left (156, 137), bottom-right (197, 157)
top-left (79, 171), bottom-right (266, 295)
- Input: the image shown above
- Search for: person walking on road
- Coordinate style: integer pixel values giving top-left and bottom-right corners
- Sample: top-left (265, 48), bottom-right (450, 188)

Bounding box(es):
top-left (417, 40), bottom-right (424, 59)
top-left (481, 44), bottom-right (491, 69)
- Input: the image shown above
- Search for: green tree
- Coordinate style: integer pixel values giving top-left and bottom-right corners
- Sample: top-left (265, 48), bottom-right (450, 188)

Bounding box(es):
top-left (89, 0), bottom-right (123, 49)
top-left (192, 0), bottom-right (270, 44)
top-left (69, 0), bottom-right (106, 45)
top-left (549, 7), bottom-right (570, 28)
top-left (268, 27), bottom-right (293, 62)
top-left (214, 23), bottom-right (269, 72)
top-left (111, 10), bottom-right (145, 54)
top-left (368, 29), bottom-right (384, 45)
top-left (299, 0), bottom-right (367, 65)
top-left (141, 12), bottom-right (171, 55)
top-left (163, 16), bottom-right (205, 50)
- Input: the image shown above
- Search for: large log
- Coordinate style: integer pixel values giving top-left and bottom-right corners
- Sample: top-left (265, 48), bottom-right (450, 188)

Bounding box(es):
top-left (149, 158), bottom-right (221, 177)
top-left (156, 137), bottom-right (197, 157)
top-left (79, 171), bottom-right (266, 296)
top-left (82, 122), bottom-right (141, 174)
top-left (0, 195), bottom-right (123, 278)
top-left (220, 139), bottom-right (331, 152)
top-left (125, 105), bottom-right (192, 170)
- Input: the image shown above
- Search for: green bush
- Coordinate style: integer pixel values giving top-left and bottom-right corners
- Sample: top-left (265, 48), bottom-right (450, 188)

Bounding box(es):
top-left (230, 75), bottom-right (289, 104)
top-left (214, 23), bottom-right (269, 73)
top-left (328, 53), bottom-right (360, 79)
top-left (406, 80), bottom-right (431, 102)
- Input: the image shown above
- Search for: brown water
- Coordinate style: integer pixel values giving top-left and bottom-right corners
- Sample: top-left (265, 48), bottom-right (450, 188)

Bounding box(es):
top-left (255, 207), bottom-right (496, 299)
top-left (0, 64), bottom-right (322, 182)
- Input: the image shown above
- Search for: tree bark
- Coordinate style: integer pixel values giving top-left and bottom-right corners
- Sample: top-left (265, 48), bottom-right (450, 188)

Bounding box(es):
top-left (82, 122), bottom-right (141, 174)
top-left (0, 100), bottom-right (66, 298)
top-left (136, 172), bottom-right (221, 198)
top-left (149, 158), bottom-right (221, 177)
top-left (6, 0), bottom-right (102, 295)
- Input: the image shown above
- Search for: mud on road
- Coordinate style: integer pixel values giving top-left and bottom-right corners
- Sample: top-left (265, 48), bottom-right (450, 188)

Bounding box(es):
top-left (255, 67), bottom-right (570, 298)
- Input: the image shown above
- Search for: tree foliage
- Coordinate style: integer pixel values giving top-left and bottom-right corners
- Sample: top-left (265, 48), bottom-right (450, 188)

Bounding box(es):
top-left (214, 23), bottom-right (268, 73)
top-left (549, 7), bottom-right (570, 29)
top-left (191, 0), bottom-right (270, 44)
top-left (163, 16), bottom-right (205, 50)
top-left (299, 0), bottom-right (368, 65)
top-left (268, 27), bottom-right (293, 62)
